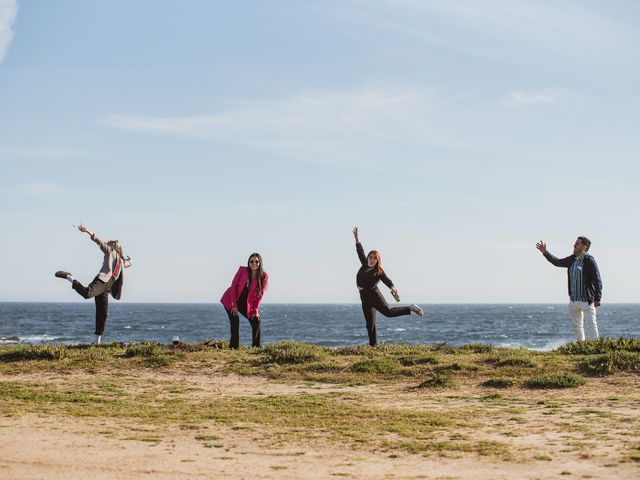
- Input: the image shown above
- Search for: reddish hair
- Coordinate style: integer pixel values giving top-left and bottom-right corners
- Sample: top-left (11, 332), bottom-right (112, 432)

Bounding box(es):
top-left (367, 250), bottom-right (383, 275)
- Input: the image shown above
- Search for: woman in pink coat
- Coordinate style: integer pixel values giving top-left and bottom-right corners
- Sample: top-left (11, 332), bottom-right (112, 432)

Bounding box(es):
top-left (220, 253), bottom-right (269, 348)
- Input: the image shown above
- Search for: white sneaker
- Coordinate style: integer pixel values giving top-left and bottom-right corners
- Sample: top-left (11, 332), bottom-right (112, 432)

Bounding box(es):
top-left (410, 304), bottom-right (424, 316)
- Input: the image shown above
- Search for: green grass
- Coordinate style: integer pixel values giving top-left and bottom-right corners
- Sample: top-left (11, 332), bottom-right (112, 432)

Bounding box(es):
top-left (581, 351), bottom-right (640, 376)
top-left (556, 337), bottom-right (640, 355)
top-left (525, 372), bottom-right (586, 389)
top-left (2, 340), bottom-right (639, 461)
top-left (417, 373), bottom-right (456, 389)
top-left (350, 358), bottom-right (401, 374)
top-left (258, 341), bottom-right (329, 365)
top-left (0, 344), bottom-right (68, 362)
top-left (482, 377), bottom-right (515, 389)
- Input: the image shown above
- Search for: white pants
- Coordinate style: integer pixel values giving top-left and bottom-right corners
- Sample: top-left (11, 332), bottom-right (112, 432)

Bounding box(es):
top-left (568, 301), bottom-right (599, 341)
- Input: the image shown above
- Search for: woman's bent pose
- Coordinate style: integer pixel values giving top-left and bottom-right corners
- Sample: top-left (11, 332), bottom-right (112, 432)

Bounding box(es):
top-left (220, 253), bottom-right (269, 349)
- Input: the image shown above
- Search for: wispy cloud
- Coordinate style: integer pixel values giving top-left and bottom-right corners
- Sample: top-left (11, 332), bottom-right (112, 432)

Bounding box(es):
top-left (501, 89), bottom-right (559, 107)
top-left (103, 85), bottom-right (584, 169)
top-left (0, 0), bottom-right (18, 65)
top-left (321, 0), bottom-right (636, 65)
top-left (104, 86), bottom-right (448, 169)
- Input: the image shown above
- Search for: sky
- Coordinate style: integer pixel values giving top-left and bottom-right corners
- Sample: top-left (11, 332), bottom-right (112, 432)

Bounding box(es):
top-left (0, 0), bottom-right (638, 304)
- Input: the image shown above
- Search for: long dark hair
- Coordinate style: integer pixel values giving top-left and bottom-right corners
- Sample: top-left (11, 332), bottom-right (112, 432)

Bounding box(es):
top-left (247, 253), bottom-right (266, 298)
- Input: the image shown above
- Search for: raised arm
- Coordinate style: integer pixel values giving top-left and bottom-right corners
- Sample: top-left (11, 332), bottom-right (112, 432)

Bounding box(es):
top-left (536, 240), bottom-right (573, 268)
top-left (353, 227), bottom-right (367, 266)
top-left (79, 225), bottom-right (108, 253)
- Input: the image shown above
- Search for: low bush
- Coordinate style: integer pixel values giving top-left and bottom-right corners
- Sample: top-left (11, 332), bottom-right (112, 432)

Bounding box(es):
top-left (398, 355), bottom-right (439, 366)
top-left (124, 343), bottom-right (167, 358)
top-left (581, 351), bottom-right (640, 375)
top-left (417, 373), bottom-right (455, 389)
top-left (556, 337), bottom-right (640, 355)
top-left (0, 344), bottom-right (67, 362)
top-left (260, 341), bottom-right (329, 365)
top-left (459, 344), bottom-right (496, 354)
top-left (351, 358), bottom-right (401, 374)
top-left (525, 372), bottom-right (586, 389)
top-left (482, 377), bottom-right (515, 388)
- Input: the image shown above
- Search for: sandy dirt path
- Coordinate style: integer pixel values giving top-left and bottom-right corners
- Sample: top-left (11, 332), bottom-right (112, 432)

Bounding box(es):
top-left (1, 372), bottom-right (639, 479)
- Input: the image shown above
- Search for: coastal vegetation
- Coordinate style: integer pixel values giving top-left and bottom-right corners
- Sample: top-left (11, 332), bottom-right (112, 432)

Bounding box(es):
top-left (1, 338), bottom-right (639, 463)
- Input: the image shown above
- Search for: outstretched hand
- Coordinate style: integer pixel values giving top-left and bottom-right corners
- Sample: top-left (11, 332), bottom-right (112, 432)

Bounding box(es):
top-left (352, 226), bottom-right (359, 242)
top-left (78, 225), bottom-right (94, 237)
top-left (535, 240), bottom-right (547, 254)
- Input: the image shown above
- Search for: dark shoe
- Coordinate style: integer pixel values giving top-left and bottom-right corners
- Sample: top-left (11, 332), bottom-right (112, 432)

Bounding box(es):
top-left (55, 271), bottom-right (71, 279)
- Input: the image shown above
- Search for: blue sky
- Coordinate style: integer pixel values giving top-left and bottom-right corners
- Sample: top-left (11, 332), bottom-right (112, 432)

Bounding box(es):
top-left (1, 1), bottom-right (638, 303)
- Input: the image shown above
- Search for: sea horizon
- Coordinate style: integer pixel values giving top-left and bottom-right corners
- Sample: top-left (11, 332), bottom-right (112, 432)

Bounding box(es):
top-left (2, 302), bottom-right (638, 350)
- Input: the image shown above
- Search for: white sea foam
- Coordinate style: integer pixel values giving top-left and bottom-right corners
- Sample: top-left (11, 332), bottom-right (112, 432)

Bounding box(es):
top-left (534, 339), bottom-right (569, 351)
top-left (0, 336), bottom-right (20, 344)
top-left (17, 334), bottom-right (62, 343)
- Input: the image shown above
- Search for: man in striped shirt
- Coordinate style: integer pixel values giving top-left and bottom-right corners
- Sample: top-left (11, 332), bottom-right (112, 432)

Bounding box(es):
top-left (536, 236), bottom-right (603, 341)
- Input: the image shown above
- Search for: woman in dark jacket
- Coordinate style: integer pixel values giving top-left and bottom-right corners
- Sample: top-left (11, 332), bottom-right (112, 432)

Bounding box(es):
top-left (353, 227), bottom-right (423, 346)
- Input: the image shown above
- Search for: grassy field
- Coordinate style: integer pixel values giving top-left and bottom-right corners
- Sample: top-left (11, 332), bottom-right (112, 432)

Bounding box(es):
top-left (1, 338), bottom-right (640, 468)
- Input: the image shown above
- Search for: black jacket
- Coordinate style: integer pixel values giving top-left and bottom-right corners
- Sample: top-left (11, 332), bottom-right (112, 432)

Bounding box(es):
top-left (355, 242), bottom-right (394, 291)
top-left (543, 252), bottom-right (602, 304)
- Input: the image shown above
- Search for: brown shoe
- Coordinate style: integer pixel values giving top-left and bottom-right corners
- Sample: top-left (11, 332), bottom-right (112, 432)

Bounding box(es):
top-left (55, 271), bottom-right (71, 279)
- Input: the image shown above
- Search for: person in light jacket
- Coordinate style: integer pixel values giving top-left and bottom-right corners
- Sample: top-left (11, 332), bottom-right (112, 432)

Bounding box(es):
top-left (220, 253), bottom-right (269, 349)
top-left (55, 225), bottom-right (133, 344)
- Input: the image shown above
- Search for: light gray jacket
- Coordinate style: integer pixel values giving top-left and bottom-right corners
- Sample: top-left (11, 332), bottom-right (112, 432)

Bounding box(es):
top-left (91, 233), bottom-right (133, 283)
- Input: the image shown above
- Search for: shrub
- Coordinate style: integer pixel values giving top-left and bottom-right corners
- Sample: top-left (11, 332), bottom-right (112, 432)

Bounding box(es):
top-left (0, 344), bottom-right (67, 362)
top-left (493, 357), bottom-right (537, 368)
top-left (433, 343), bottom-right (455, 354)
top-left (124, 343), bottom-right (167, 358)
top-left (398, 355), bottom-right (439, 366)
top-left (482, 377), bottom-right (515, 388)
top-left (581, 351), bottom-right (640, 376)
top-left (351, 358), bottom-right (401, 374)
top-left (199, 339), bottom-right (229, 350)
top-left (335, 345), bottom-right (372, 356)
top-left (417, 373), bottom-right (455, 389)
top-left (260, 341), bottom-right (329, 365)
top-left (459, 344), bottom-right (496, 354)
top-left (525, 372), bottom-right (586, 389)
top-left (557, 337), bottom-right (640, 355)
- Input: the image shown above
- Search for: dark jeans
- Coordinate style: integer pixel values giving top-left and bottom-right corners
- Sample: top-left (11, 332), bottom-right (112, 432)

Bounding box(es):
top-left (72, 276), bottom-right (114, 336)
top-left (227, 286), bottom-right (261, 348)
top-left (226, 309), bottom-right (261, 349)
top-left (359, 287), bottom-right (411, 346)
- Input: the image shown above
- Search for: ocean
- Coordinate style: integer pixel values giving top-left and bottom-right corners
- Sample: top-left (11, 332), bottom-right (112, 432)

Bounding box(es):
top-left (0, 303), bottom-right (638, 350)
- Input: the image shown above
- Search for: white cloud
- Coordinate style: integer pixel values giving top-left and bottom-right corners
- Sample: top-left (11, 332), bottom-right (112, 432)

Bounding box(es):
top-left (501, 90), bottom-right (558, 107)
top-left (0, 0), bottom-right (18, 65)
top-left (103, 85), bottom-right (585, 170)
top-left (324, 0), bottom-right (636, 65)
top-left (104, 86), bottom-right (447, 169)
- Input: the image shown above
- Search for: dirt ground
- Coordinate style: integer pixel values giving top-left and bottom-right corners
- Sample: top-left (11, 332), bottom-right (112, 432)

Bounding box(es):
top-left (1, 371), bottom-right (639, 480)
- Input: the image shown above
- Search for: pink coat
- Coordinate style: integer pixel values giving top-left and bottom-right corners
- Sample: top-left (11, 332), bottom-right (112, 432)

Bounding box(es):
top-left (220, 266), bottom-right (268, 318)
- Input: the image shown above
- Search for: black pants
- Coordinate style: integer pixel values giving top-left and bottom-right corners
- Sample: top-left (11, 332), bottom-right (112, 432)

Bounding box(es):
top-left (359, 287), bottom-right (411, 346)
top-left (226, 286), bottom-right (261, 349)
top-left (72, 276), bottom-right (114, 336)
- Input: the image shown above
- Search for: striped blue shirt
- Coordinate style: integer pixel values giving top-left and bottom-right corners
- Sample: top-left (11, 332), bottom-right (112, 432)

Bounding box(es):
top-left (569, 255), bottom-right (588, 302)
